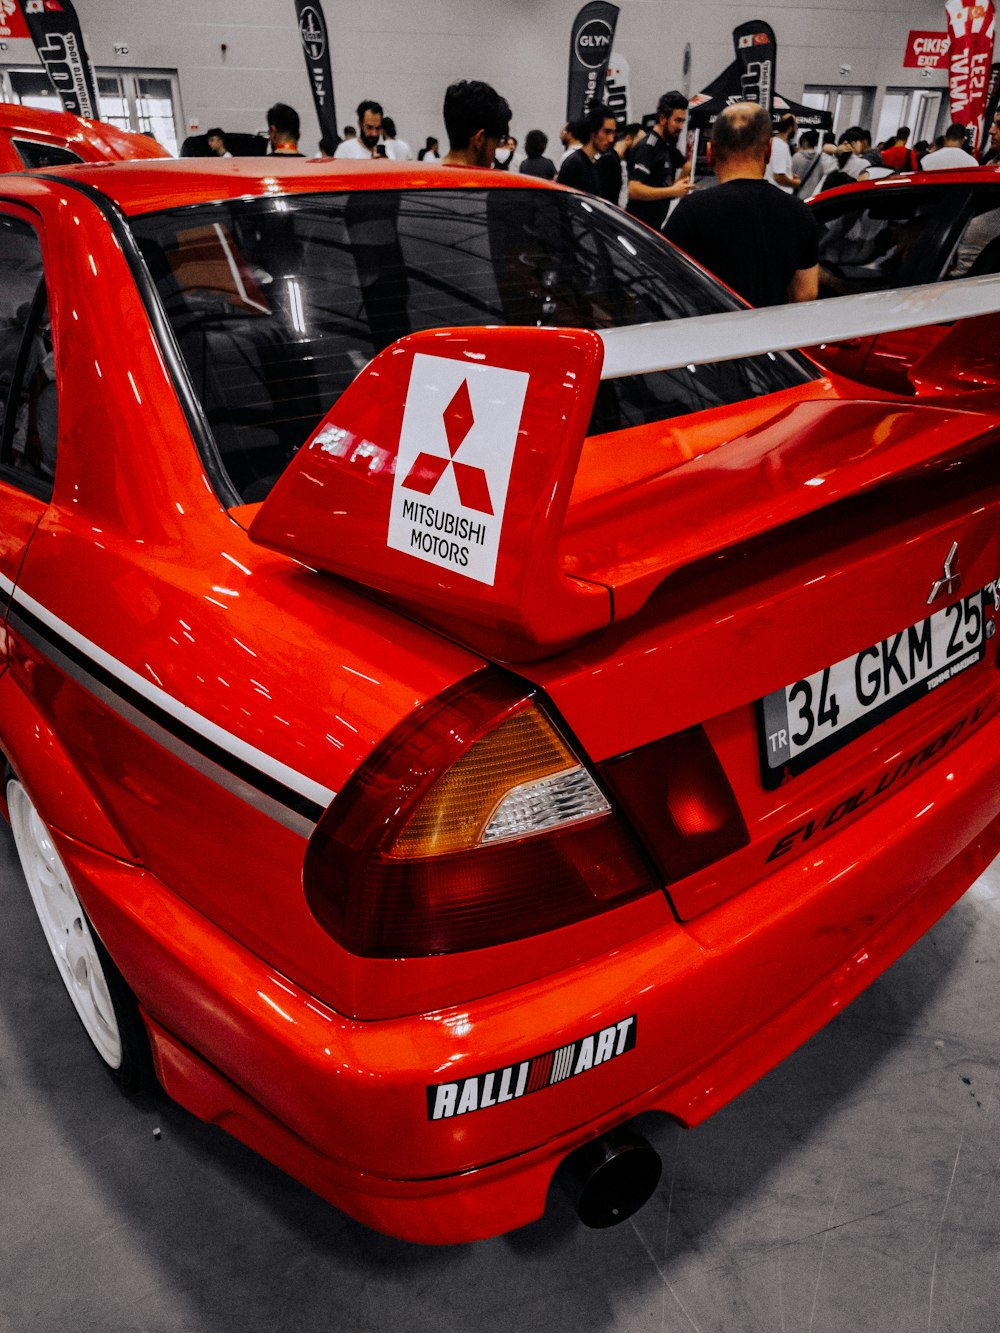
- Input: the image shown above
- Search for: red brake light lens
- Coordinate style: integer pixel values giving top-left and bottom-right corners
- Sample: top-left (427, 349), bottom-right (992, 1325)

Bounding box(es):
top-left (304, 671), bottom-right (657, 956)
top-left (597, 726), bottom-right (749, 883)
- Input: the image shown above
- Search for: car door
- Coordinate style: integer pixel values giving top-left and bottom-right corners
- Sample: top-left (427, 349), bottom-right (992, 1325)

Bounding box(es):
top-left (808, 184), bottom-right (967, 392)
top-left (0, 207), bottom-right (57, 638)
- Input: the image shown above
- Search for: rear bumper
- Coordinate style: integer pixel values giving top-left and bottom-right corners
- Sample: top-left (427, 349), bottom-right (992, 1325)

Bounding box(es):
top-left (63, 707), bottom-right (1000, 1244)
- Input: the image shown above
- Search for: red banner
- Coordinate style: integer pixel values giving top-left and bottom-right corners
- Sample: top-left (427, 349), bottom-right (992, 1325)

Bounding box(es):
top-left (946, 0), bottom-right (997, 153)
top-left (904, 31), bottom-right (950, 68)
top-left (0, 0), bottom-right (29, 39)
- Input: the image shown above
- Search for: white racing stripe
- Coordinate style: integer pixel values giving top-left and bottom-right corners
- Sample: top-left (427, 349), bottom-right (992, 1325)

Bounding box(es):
top-left (3, 274), bottom-right (996, 820)
top-left (598, 273), bottom-right (1000, 380)
top-left (7, 582), bottom-right (337, 813)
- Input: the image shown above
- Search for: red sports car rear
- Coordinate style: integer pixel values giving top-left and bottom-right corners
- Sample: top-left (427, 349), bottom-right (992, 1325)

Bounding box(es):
top-left (0, 160), bottom-right (996, 1242)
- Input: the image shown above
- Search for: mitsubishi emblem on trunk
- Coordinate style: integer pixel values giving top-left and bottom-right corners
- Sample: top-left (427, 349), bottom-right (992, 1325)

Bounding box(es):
top-left (927, 541), bottom-right (961, 605)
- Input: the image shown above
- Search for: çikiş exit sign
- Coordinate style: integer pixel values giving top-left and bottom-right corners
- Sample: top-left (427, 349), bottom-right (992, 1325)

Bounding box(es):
top-left (904, 31), bottom-right (950, 69)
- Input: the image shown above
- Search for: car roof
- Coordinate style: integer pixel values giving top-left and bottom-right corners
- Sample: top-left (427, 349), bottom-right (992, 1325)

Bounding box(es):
top-left (0, 103), bottom-right (169, 161)
top-left (811, 163), bottom-right (1000, 206)
top-left (0, 102), bottom-right (103, 140)
top-left (21, 157), bottom-right (554, 216)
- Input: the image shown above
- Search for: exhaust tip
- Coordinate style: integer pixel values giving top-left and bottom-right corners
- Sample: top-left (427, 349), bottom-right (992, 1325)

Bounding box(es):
top-left (561, 1126), bottom-right (662, 1229)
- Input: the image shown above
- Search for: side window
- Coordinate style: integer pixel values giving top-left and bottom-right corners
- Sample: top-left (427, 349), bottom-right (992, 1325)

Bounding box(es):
top-left (814, 192), bottom-right (953, 296)
top-left (946, 193), bottom-right (1000, 279)
top-left (12, 140), bottom-right (84, 170)
top-left (0, 216), bottom-right (56, 499)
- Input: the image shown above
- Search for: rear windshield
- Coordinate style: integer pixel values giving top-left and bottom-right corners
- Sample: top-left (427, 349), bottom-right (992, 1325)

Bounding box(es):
top-left (129, 187), bottom-right (816, 504)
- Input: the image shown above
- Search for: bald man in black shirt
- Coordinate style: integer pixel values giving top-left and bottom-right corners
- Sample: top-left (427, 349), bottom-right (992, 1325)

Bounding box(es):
top-left (663, 102), bottom-right (819, 307)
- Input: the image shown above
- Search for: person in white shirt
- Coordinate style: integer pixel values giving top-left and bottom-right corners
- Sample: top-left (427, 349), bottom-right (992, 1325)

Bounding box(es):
top-left (206, 128), bottom-right (232, 158)
top-left (558, 121), bottom-right (584, 165)
top-left (921, 122), bottom-right (979, 170)
top-left (790, 129), bottom-right (827, 199)
top-left (381, 117), bottom-right (411, 161)
top-left (765, 114), bottom-right (800, 193)
top-left (333, 100), bottom-right (397, 160)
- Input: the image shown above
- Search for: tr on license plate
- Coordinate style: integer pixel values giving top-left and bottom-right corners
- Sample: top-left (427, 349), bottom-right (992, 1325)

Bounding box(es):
top-left (758, 590), bottom-right (989, 787)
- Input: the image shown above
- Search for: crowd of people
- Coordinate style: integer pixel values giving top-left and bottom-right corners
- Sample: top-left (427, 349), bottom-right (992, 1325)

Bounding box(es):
top-left (784, 117), bottom-right (1000, 197)
top-left (203, 90), bottom-right (1000, 202)
top-left (201, 88), bottom-right (1000, 184)
top-left (195, 87), bottom-right (1000, 313)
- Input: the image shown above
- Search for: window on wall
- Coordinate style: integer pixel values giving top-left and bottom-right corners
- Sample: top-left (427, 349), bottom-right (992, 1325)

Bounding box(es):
top-left (803, 86), bottom-right (876, 137)
top-left (98, 72), bottom-right (181, 155)
top-left (7, 69), bottom-right (60, 112)
top-left (874, 89), bottom-right (946, 147)
top-left (2, 67), bottom-right (181, 156)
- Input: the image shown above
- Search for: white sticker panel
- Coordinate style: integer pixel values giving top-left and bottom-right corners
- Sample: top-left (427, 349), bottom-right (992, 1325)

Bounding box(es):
top-left (387, 353), bottom-right (529, 586)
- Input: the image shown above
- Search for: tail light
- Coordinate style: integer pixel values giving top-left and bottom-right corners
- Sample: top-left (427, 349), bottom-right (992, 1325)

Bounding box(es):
top-left (304, 671), bottom-right (658, 956)
top-left (597, 727), bottom-right (749, 883)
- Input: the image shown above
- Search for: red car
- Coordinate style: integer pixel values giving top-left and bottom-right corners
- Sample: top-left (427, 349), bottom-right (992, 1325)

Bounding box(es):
top-left (808, 165), bottom-right (1000, 394)
top-left (0, 102), bottom-right (169, 170)
top-left (2, 158), bottom-right (999, 1244)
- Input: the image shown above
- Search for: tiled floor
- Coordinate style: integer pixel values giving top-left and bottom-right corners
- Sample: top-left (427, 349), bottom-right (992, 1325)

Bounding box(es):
top-left (1, 825), bottom-right (999, 1333)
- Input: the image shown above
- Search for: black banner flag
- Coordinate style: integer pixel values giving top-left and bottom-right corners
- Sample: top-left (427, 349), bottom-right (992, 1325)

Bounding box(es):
top-left (294, 0), bottom-right (340, 150)
top-left (732, 18), bottom-right (777, 116)
top-left (983, 62), bottom-right (1000, 160)
top-left (566, 2), bottom-right (620, 122)
top-left (17, 0), bottom-right (98, 119)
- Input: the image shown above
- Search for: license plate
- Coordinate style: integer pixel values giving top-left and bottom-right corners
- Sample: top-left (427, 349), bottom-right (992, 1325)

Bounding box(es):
top-left (758, 590), bottom-right (990, 787)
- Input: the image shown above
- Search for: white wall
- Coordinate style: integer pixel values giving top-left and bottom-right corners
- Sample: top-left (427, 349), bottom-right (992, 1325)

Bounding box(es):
top-left (0, 0), bottom-right (957, 153)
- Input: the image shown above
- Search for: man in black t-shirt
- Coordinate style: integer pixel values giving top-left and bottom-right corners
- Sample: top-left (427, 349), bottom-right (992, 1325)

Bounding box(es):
top-left (662, 102), bottom-right (819, 307)
top-left (266, 103), bottom-right (304, 156)
top-left (627, 90), bottom-right (693, 230)
top-left (557, 102), bottom-right (617, 198)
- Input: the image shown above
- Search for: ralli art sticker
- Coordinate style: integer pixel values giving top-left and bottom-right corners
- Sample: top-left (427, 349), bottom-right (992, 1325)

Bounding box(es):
top-left (426, 1015), bottom-right (637, 1120)
top-left (387, 353), bottom-right (529, 586)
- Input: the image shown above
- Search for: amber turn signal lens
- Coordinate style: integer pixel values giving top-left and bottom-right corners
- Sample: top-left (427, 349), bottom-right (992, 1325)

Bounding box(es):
top-left (304, 670), bottom-right (656, 956)
top-left (387, 705), bottom-right (580, 858)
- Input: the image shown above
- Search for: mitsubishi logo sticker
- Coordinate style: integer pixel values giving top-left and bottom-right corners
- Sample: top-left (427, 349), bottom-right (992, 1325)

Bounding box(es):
top-left (387, 353), bottom-right (529, 585)
top-left (927, 540), bottom-right (961, 605)
top-left (401, 379), bottom-right (494, 514)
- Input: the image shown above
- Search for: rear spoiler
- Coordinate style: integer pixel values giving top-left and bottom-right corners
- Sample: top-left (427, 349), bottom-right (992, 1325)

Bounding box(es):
top-left (250, 276), bottom-right (1000, 661)
top-left (600, 271), bottom-right (1000, 379)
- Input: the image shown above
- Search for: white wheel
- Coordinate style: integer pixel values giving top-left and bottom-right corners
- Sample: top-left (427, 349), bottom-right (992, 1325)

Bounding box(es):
top-left (7, 777), bottom-right (153, 1090)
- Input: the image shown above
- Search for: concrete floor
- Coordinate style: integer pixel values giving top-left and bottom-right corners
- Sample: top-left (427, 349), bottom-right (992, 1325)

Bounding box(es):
top-left (1, 824), bottom-right (999, 1333)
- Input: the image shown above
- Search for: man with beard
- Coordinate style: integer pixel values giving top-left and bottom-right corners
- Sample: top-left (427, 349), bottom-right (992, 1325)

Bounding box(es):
top-left (765, 114), bottom-right (800, 193)
top-left (334, 100), bottom-right (394, 159)
top-left (627, 90), bottom-right (693, 229)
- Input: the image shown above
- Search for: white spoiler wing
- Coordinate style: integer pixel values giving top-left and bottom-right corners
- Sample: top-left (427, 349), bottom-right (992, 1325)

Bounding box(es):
top-left (598, 274), bottom-right (1000, 380)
